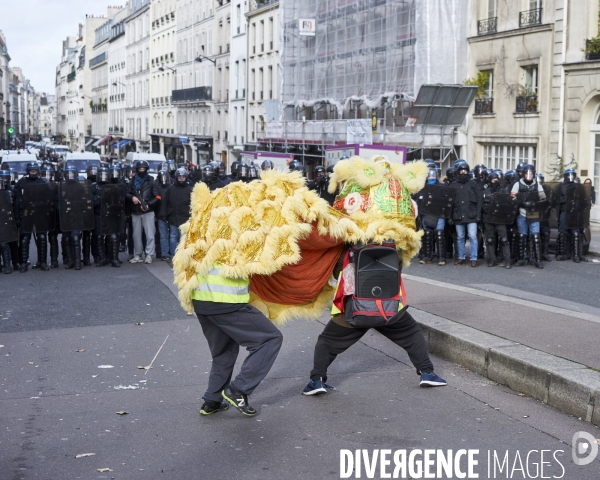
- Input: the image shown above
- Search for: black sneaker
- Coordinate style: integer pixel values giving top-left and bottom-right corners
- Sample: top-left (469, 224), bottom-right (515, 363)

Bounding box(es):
top-left (302, 378), bottom-right (328, 395)
top-left (199, 400), bottom-right (229, 416)
top-left (222, 386), bottom-right (257, 416)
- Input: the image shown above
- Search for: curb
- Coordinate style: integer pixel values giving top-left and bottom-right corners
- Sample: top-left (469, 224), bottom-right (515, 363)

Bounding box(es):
top-left (412, 309), bottom-right (600, 426)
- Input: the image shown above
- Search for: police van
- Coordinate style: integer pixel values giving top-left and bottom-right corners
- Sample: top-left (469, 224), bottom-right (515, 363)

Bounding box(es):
top-left (0, 151), bottom-right (39, 178)
top-left (64, 152), bottom-right (102, 177)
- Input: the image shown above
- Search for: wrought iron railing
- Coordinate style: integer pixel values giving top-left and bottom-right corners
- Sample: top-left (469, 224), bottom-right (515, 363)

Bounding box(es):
top-left (474, 98), bottom-right (494, 115)
top-left (516, 95), bottom-right (538, 113)
top-left (477, 17), bottom-right (497, 35)
top-left (519, 8), bottom-right (542, 28)
top-left (585, 40), bottom-right (600, 61)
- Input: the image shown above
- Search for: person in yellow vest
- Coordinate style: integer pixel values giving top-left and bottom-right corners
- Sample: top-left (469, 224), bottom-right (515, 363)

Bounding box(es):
top-left (192, 265), bottom-right (283, 417)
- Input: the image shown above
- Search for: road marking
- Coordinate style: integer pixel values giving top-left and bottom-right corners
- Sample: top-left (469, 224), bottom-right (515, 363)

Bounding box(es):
top-left (403, 274), bottom-right (600, 325)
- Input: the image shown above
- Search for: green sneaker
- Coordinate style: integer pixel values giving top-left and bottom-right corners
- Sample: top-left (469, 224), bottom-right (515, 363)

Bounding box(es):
top-left (222, 386), bottom-right (257, 417)
top-left (199, 400), bottom-right (229, 416)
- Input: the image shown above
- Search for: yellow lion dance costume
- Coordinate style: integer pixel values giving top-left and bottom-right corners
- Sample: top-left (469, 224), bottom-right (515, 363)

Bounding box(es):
top-left (173, 156), bottom-right (428, 325)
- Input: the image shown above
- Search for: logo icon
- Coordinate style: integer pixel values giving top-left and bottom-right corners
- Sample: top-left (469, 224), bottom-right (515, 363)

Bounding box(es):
top-left (572, 431), bottom-right (598, 466)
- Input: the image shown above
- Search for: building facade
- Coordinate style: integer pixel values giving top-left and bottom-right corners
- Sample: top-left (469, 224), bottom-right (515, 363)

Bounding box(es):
top-left (125, 0), bottom-right (151, 152)
top-left (228, 0), bottom-right (248, 163)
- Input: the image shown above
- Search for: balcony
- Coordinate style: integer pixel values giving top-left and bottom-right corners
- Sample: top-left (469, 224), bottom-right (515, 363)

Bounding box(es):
top-left (67, 71), bottom-right (76, 82)
top-left (474, 98), bottom-right (494, 115)
top-left (250, 0), bottom-right (278, 12)
top-left (171, 86), bottom-right (212, 104)
top-left (585, 40), bottom-right (600, 61)
top-left (515, 95), bottom-right (538, 113)
top-left (519, 8), bottom-right (542, 28)
top-left (89, 52), bottom-right (107, 68)
top-left (477, 17), bottom-right (497, 35)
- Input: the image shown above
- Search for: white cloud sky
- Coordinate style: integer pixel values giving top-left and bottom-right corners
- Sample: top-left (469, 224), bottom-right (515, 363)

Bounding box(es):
top-left (1, 0), bottom-right (118, 94)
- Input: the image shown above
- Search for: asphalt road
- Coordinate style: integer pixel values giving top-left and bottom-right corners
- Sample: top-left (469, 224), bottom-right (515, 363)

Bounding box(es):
top-left (404, 253), bottom-right (600, 309)
top-left (1, 260), bottom-right (600, 479)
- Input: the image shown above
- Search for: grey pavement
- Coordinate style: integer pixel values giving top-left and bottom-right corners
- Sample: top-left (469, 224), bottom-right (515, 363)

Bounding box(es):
top-left (590, 222), bottom-right (600, 256)
top-left (2, 260), bottom-right (600, 478)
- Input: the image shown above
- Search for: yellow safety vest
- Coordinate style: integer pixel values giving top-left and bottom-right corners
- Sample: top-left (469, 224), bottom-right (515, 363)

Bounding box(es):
top-left (191, 265), bottom-right (250, 304)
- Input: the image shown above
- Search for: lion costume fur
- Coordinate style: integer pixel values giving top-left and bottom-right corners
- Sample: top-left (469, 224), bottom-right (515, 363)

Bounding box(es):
top-left (172, 156), bottom-right (428, 325)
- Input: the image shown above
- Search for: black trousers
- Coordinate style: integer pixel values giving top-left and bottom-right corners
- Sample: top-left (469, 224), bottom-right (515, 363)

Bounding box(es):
top-left (310, 311), bottom-right (434, 382)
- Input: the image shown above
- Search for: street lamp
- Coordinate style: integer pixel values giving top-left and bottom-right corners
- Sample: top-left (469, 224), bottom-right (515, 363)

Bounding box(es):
top-left (195, 56), bottom-right (216, 65)
top-left (112, 81), bottom-right (126, 86)
top-left (158, 66), bottom-right (177, 73)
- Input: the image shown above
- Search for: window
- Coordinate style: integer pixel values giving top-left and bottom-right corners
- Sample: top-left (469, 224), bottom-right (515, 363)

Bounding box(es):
top-left (594, 135), bottom-right (600, 191)
top-left (482, 145), bottom-right (537, 170)
top-left (482, 70), bottom-right (493, 98)
top-left (487, 0), bottom-right (497, 17)
top-left (522, 65), bottom-right (538, 95)
top-left (529, 0), bottom-right (542, 9)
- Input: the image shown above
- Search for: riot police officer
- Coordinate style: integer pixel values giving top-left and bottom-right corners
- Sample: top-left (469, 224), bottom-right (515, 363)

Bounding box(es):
top-left (557, 169), bottom-right (589, 263)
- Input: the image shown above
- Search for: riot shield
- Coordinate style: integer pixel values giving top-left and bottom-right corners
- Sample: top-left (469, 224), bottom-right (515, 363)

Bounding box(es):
top-left (539, 184), bottom-right (553, 222)
top-left (545, 182), bottom-right (562, 229)
top-left (21, 183), bottom-right (57, 233)
top-left (0, 190), bottom-right (18, 243)
top-left (100, 184), bottom-right (125, 235)
top-left (418, 184), bottom-right (454, 219)
top-left (565, 183), bottom-right (591, 229)
top-left (485, 192), bottom-right (519, 225)
top-left (59, 180), bottom-right (94, 232)
top-left (524, 190), bottom-right (546, 224)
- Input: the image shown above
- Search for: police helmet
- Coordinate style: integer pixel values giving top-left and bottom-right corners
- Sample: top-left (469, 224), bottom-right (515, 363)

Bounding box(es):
top-left (473, 164), bottom-right (486, 178)
top-left (425, 158), bottom-right (436, 169)
top-left (445, 166), bottom-right (457, 183)
top-left (522, 164), bottom-right (536, 184)
top-left (504, 170), bottom-right (516, 184)
top-left (166, 160), bottom-right (176, 174)
top-left (536, 173), bottom-right (544, 184)
top-left (86, 165), bottom-right (99, 180)
top-left (563, 169), bottom-right (576, 183)
top-left (248, 164), bottom-right (259, 180)
top-left (488, 172), bottom-right (500, 183)
top-left (9, 169), bottom-right (18, 184)
top-left (0, 170), bottom-right (10, 186)
top-left (26, 162), bottom-right (41, 178)
top-left (516, 162), bottom-right (529, 176)
top-left (214, 161), bottom-right (226, 178)
top-left (136, 160), bottom-right (149, 171)
top-left (64, 166), bottom-right (78, 181)
top-left (98, 167), bottom-right (110, 184)
top-left (454, 159), bottom-right (470, 174)
top-left (314, 165), bottom-right (326, 179)
top-left (41, 165), bottom-right (55, 181)
top-left (261, 159), bottom-right (275, 171)
top-left (481, 168), bottom-right (493, 182)
top-left (201, 164), bottom-right (215, 183)
top-left (493, 169), bottom-right (504, 180)
top-left (238, 163), bottom-right (249, 180)
top-left (426, 168), bottom-right (438, 185)
top-left (175, 167), bottom-right (188, 183)
top-left (110, 165), bottom-right (122, 181)
top-left (157, 170), bottom-right (170, 186)
top-left (326, 164), bottom-right (335, 174)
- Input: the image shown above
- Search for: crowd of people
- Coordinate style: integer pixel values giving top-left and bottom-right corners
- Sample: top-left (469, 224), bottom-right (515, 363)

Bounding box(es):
top-left (414, 160), bottom-right (595, 269)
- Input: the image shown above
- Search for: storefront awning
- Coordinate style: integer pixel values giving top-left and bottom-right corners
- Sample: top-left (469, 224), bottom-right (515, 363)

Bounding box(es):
top-left (113, 139), bottom-right (133, 149)
top-left (93, 135), bottom-right (112, 147)
top-left (84, 138), bottom-right (95, 148)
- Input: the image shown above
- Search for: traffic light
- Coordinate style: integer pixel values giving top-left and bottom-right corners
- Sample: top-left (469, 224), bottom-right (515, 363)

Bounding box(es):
top-left (8, 127), bottom-right (14, 135)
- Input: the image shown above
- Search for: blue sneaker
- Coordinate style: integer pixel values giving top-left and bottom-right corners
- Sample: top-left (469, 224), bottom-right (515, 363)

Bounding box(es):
top-left (302, 378), bottom-right (329, 395)
top-left (420, 372), bottom-right (447, 387)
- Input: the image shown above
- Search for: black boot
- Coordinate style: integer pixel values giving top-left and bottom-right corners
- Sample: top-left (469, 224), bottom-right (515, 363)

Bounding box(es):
top-left (514, 233), bottom-right (527, 266)
top-left (64, 236), bottom-right (75, 269)
top-left (73, 235), bottom-right (82, 270)
top-left (19, 235), bottom-right (30, 273)
top-left (555, 232), bottom-right (567, 261)
top-left (541, 230), bottom-right (552, 262)
top-left (36, 234), bottom-right (49, 271)
top-left (499, 236), bottom-right (512, 269)
top-left (575, 230), bottom-right (589, 263)
top-left (435, 229), bottom-right (446, 266)
top-left (531, 233), bottom-right (543, 269)
top-left (61, 235), bottom-right (69, 267)
top-left (419, 230), bottom-right (433, 265)
top-left (485, 236), bottom-right (496, 267)
top-left (96, 235), bottom-right (108, 267)
top-left (9, 241), bottom-right (19, 270)
top-left (1, 244), bottom-right (13, 274)
top-left (110, 235), bottom-right (121, 267)
top-left (82, 231), bottom-right (91, 266)
top-left (49, 233), bottom-right (59, 268)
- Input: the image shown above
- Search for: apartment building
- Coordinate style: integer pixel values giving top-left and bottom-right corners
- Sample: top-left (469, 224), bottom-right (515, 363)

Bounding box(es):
top-left (108, 6), bottom-right (130, 156)
top-left (150, 0), bottom-right (177, 158)
top-left (228, 0), bottom-right (248, 161)
top-left (39, 94), bottom-right (54, 138)
top-left (55, 36), bottom-right (78, 143)
top-left (172, 0), bottom-right (215, 167)
top-left (246, 0), bottom-right (279, 151)
top-left (125, 0), bottom-right (151, 152)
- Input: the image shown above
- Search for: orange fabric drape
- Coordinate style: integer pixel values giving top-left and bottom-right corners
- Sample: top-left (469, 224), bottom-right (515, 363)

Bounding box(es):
top-left (250, 224), bottom-right (345, 305)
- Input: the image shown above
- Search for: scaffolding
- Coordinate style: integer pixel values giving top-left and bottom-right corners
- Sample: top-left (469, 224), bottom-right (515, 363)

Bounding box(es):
top-left (255, 0), bottom-right (469, 165)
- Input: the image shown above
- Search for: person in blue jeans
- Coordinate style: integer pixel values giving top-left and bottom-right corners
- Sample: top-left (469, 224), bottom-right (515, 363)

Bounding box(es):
top-left (155, 170), bottom-right (172, 261)
top-left (449, 160), bottom-right (482, 267)
top-left (511, 164), bottom-right (545, 269)
top-left (164, 168), bottom-right (193, 257)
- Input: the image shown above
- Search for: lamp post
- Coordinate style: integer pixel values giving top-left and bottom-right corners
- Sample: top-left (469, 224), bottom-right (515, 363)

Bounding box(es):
top-left (194, 55), bottom-right (216, 65)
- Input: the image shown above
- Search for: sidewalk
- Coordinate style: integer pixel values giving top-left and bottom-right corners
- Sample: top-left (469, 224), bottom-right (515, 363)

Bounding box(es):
top-left (590, 222), bottom-right (600, 256)
top-left (404, 274), bottom-right (600, 426)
